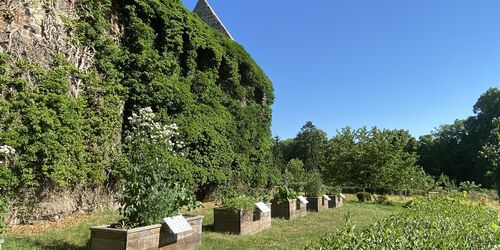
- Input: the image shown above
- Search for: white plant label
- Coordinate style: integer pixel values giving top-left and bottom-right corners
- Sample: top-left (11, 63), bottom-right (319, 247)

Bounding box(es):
top-left (255, 202), bottom-right (271, 213)
top-left (297, 195), bottom-right (309, 204)
top-left (340, 193), bottom-right (346, 199)
top-left (164, 215), bottom-right (192, 234)
top-left (323, 194), bottom-right (332, 201)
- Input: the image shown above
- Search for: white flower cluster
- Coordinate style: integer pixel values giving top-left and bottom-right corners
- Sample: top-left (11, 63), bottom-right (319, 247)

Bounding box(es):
top-left (127, 107), bottom-right (185, 152)
top-left (0, 144), bottom-right (15, 156)
top-left (0, 144), bottom-right (16, 165)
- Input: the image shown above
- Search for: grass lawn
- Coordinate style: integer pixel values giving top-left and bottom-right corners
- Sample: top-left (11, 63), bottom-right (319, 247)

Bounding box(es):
top-left (3, 201), bottom-right (401, 250)
top-left (197, 202), bottom-right (401, 250)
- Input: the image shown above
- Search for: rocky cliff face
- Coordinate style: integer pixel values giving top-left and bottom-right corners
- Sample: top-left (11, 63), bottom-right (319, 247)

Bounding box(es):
top-left (1, 0), bottom-right (76, 62)
top-left (0, 0), bottom-right (95, 96)
top-left (0, 0), bottom-right (115, 224)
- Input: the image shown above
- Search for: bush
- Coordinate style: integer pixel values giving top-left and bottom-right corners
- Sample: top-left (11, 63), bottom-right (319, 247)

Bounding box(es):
top-left (118, 108), bottom-right (199, 228)
top-left (375, 195), bottom-right (392, 205)
top-left (222, 195), bottom-right (256, 212)
top-left (356, 192), bottom-right (372, 202)
top-left (325, 186), bottom-right (342, 196)
top-left (272, 186), bottom-right (298, 204)
top-left (304, 172), bottom-right (325, 197)
top-left (308, 192), bottom-right (499, 249)
top-left (0, 197), bottom-right (7, 237)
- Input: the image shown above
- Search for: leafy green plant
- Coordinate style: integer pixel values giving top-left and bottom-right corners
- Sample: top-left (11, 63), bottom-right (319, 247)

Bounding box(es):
top-left (325, 186), bottom-right (342, 196)
top-left (272, 186), bottom-right (298, 204)
top-left (118, 108), bottom-right (199, 228)
top-left (222, 195), bottom-right (256, 212)
top-left (304, 172), bottom-right (325, 197)
top-left (308, 192), bottom-right (499, 249)
top-left (0, 197), bottom-right (8, 239)
top-left (356, 192), bottom-right (372, 202)
top-left (458, 181), bottom-right (482, 192)
top-left (375, 195), bottom-right (393, 206)
top-left (284, 159), bottom-right (306, 192)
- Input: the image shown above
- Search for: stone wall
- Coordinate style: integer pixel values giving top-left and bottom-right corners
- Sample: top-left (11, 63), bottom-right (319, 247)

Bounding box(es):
top-left (193, 0), bottom-right (233, 40)
top-left (0, 0), bottom-right (80, 66)
top-left (213, 207), bottom-right (271, 235)
top-left (271, 200), bottom-right (307, 220)
top-left (90, 216), bottom-right (204, 250)
top-left (328, 196), bottom-right (344, 208)
top-left (306, 197), bottom-right (329, 212)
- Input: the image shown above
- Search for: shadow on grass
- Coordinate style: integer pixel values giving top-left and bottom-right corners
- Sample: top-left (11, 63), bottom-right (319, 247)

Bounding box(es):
top-left (6, 237), bottom-right (90, 250)
top-left (202, 223), bottom-right (215, 232)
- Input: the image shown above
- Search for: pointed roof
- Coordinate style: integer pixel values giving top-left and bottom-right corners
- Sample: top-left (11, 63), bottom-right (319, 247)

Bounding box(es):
top-left (193, 0), bottom-right (234, 40)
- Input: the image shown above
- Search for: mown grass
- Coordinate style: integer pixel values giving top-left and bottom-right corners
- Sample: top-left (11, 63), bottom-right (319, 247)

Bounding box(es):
top-left (196, 202), bottom-right (402, 250)
top-left (3, 209), bottom-right (120, 250)
top-left (3, 202), bottom-right (402, 250)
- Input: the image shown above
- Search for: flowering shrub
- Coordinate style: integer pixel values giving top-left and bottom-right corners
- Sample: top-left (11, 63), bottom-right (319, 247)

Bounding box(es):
top-left (308, 192), bottom-right (499, 249)
top-left (118, 108), bottom-right (199, 228)
top-left (0, 144), bottom-right (16, 194)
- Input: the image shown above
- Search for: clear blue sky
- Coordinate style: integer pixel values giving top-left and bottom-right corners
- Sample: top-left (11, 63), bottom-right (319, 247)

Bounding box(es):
top-left (182, 0), bottom-right (500, 139)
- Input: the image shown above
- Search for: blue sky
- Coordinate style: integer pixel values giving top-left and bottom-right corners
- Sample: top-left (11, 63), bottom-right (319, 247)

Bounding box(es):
top-left (182, 0), bottom-right (500, 139)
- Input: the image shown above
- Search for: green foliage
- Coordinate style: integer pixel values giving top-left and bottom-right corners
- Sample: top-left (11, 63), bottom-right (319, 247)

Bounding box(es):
top-left (292, 122), bottom-right (328, 172)
top-left (323, 127), bottom-right (434, 193)
top-left (0, 197), bottom-right (7, 236)
top-left (308, 192), bottom-right (499, 249)
top-left (118, 108), bottom-right (198, 227)
top-left (458, 181), bottom-right (482, 192)
top-left (356, 192), bottom-right (372, 202)
top-left (304, 172), bottom-right (325, 197)
top-left (325, 186), bottom-right (342, 196)
top-left (481, 117), bottom-right (500, 197)
top-left (419, 88), bottom-right (500, 193)
top-left (0, 0), bottom-right (276, 203)
top-left (222, 195), bottom-right (256, 212)
top-left (273, 186), bottom-right (298, 204)
top-left (283, 159), bottom-right (306, 191)
top-left (375, 195), bottom-right (392, 206)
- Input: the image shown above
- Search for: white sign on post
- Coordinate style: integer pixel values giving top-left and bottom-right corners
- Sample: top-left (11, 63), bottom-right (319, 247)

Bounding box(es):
top-left (297, 195), bottom-right (309, 204)
top-left (340, 193), bottom-right (346, 199)
top-left (323, 194), bottom-right (332, 201)
top-left (163, 215), bottom-right (192, 234)
top-left (255, 202), bottom-right (271, 213)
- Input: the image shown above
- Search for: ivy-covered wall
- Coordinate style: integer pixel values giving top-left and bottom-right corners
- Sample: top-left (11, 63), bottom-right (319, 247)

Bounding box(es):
top-left (0, 0), bottom-right (275, 206)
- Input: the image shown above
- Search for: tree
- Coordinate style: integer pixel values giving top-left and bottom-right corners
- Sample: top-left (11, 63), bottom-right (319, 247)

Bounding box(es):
top-left (292, 122), bottom-right (328, 172)
top-left (480, 118), bottom-right (500, 196)
top-left (418, 88), bottom-right (500, 189)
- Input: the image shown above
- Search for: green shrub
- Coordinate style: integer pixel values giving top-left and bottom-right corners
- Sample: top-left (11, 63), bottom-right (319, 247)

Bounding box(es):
top-left (308, 192), bottom-right (500, 249)
top-left (375, 195), bottom-right (392, 205)
top-left (304, 172), bottom-right (325, 197)
top-left (118, 108), bottom-right (199, 228)
top-left (325, 186), bottom-right (342, 196)
top-left (0, 197), bottom-right (7, 237)
top-left (273, 186), bottom-right (298, 204)
top-left (222, 195), bottom-right (256, 212)
top-left (356, 192), bottom-right (372, 202)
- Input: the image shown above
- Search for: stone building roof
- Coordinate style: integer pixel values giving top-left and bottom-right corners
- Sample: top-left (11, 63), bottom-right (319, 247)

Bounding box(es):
top-left (193, 0), bottom-right (234, 40)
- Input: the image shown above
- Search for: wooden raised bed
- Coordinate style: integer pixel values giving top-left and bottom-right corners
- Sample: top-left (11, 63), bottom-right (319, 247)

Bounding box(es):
top-left (328, 195), bottom-right (344, 208)
top-left (90, 215), bottom-right (203, 250)
top-left (213, 204), bottom-right (271, 235)
top-left (306, 197), bottom-right (328, 212)
top-left (271, 199), bottom-right (306, 220)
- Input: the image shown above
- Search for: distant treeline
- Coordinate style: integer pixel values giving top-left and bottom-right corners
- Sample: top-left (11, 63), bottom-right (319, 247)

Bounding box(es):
top-left (273, 88), bottom-right (500, 195)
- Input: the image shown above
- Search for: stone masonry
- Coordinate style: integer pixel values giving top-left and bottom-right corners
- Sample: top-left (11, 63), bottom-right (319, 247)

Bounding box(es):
top-left (193, 0), bottom-right (233, 40)
top-left (90, 215), bottom-right (204, 250)
top-left (271, 199), bottom-right (307, 220)
top-left (214, 206), bottom-right (272, 235)
top-left (328, 195), bottom-right (344, 208)
top-left (307, 197), bottom-right (329, 212)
